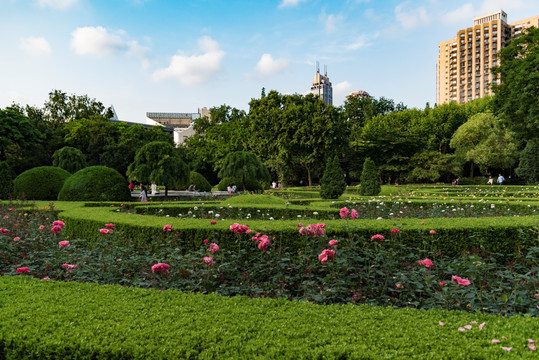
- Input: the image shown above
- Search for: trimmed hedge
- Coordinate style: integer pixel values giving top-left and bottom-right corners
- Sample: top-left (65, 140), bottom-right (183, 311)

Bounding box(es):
top-left (58, 166), bottom-right (131, 202)
top-left (1, 277), bottom-right (538, 359)
top-left (13, 166), bottom-right (71, 200)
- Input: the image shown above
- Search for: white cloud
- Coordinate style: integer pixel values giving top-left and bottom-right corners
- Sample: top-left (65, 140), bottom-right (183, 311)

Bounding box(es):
top-left (394, 2), bottom-right (430, 29)
top-left (278, 0), bottom-right (307, 9)
top-left (345, 33), bottom-right (376, 50)
top-left (36, 0), bottom-right (78, 10)
top-left (254, 54), bottom-right (289, 77)
top-left (70, 26), bottom-right (150, 67)
top-left (478, 0), bottom-right (525, 14)
top-left (333, 81), bottom-right (354, 105)
top-left (151, 36), bottom-right (225, 85)
top-left (19, 36), bottom-right (52, 56)
top-left (319, 10), bottom-right (344, 33)
top-left (443, 3), bottom-right (474, 25)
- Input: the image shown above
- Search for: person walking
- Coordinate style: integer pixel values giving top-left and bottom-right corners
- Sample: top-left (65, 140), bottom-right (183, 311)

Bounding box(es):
top-left (497, 174), bottom-right (505, 185)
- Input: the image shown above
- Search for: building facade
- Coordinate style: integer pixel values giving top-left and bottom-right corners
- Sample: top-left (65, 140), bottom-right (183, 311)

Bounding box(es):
top-left (310, 64), bottom-right (333, 105)
top-left (146, 107), bottom-right (210, 145)
top-left (437, 10), bottom-right (539, 105)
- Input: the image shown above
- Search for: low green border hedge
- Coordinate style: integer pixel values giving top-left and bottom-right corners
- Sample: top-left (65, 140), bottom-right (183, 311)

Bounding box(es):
top-left (1, 276), bottom-right (537, 359)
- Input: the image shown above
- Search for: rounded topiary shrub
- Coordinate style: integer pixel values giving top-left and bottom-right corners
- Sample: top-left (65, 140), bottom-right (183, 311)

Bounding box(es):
top-left (0, 162), bottom-right (14, 200)
top-left (187, 171), bottom-right (212, 192)
top-left (217, 176), bottom-right (265, 192)
top-left (58, 166), bottom-right (131, 202)
top-left (13, 166), bottom-right (71, 200)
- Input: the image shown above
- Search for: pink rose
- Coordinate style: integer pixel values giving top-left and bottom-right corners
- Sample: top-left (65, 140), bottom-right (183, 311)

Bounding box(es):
top-left (16, 267), bottom-right (30, 273)
top-left (229, 223), bottom-right (250, 234)
top-left (452, 275), bottom-right (471, 287)
top-left (318, 249), bottom-right (336, 264)
top-left (418, 258), bottom-right (434, 268)
top-left (208, 243), bottom-right (219, 254)
top-left (429, 230), bottom-right (436, 234)
top-left (371, 234), bottom-right (384, 241)
top-left (391, 228), bottom-right (400, 234)
top-left (53, 220), bottom-right (65, 229)
top-left (13, 237), bottom-right (20, 241)
top-left (440, 281), bottom-right (446, 286)
top-left (492, 339), bottom-right (500, 344)
top-left (39, 225), bottom-right (45, 231)
top-left (210, 220), bottom-right (217, 225)
top-left (339, 207), bottom-right (350, 219)
top-left (257, 236), bottom-right (271, 252)
top-left (99, 228), bottom-right (112, 234)
top-left (203, 256), bottom-right (214, 267)
top-left (501, 347), bottom-right (512, 352)
top-left (51, 225), bottom-right (62, 234)
top-left (62, 263), bottom-right (78, 271)
top-left (58, 241), bottom-right (70, 248)
top-left (163, 224), bottom-right (172, 232)
top-left (151, 262), bottom-right (170, 275)
top-left (328, 239), bottom-right (338, 247)
top-left (479, 322), bottom-right (486, 330)
top-left (0, 228), bottom-right (8, 234)
top-left (105, 223), bottom-right (115, 229)
top-left (529, 344), bottom-right (536, 351)
top-left (351, 209), bottom-right (358, 219)
top-left (203, 239), bottom-right (209, 244)
top-left (41, 276), bottom-right (50, 280)
top-left (439, 322), bottom-right (445, 326)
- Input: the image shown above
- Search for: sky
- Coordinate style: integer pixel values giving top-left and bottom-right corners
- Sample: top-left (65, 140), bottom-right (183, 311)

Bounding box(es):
top-left (1, 0), bottom-right (539, 124)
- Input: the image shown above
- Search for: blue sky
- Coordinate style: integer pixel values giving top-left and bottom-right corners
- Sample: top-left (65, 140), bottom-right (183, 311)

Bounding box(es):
top-left (1, 0), bottom-right (538, 124)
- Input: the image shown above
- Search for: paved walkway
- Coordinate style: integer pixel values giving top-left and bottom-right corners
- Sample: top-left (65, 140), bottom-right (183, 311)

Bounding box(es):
top-left (131, 190), bottom-right (236, 200)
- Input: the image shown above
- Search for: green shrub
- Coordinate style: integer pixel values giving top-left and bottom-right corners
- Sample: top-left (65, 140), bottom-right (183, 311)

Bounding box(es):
top-left (52, 146), bottom-right (87, 173)
top-left (0, 162), bottom-right (13, 200)
top-left (360, 158), bottom-right (381, 196)
top-left (57, 166), bottom-right (131, 202)
top-left (13, 166), bottom-right (71, 200)
top-left (1, 277), bottom-right (538, 359)
top-left (320, 156), bottom-right (346, 199)
top-left (184, 171), bottom-right (212, 192)
top-left (218, 151), bottom-right (271, 192)
top-left (217, 176), bottom-right (265, 192)
top-left (516, 139), bottom-right (539, 184)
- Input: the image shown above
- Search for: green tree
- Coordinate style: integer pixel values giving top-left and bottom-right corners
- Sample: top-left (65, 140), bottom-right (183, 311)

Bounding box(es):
top-left (319, 156), bottom-right (346, 199)
top-left (0, 162), bottom-right (13, 199)
top-left (515, 139), bottom-right (539, 184)
top-left (0, 107), bottom-right (44, 162)
top-left (360, 158), bottom-right (381, 196)
top-left (407, 150), bottom-right (460, 183)
top-left (52, 146), bottom-right (87, 173)
top-left (127, 141), bottom-right (189, 197)
top-left (218, 151), bottom-right (270, 192)
top-left (492, 26), bottom-right (539, 142)
top-left (43, 89), bottom-right (113, 126)
top-left (450, 112), bottom-right (518, 176)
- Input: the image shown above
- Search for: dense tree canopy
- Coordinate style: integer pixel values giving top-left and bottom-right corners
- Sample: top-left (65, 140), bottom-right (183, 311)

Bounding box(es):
top-left (492, 26), bottom-right (539, 142)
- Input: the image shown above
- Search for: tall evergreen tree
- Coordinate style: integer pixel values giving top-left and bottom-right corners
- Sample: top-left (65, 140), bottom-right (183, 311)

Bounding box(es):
top-left (360, 157), bottom-right (381, 196)
top-left (320, 156), bottom-right (346, 199)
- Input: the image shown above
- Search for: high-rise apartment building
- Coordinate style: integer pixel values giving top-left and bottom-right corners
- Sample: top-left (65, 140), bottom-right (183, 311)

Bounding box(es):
top-left (310, 63), bottom-right (333, 105)
top-left (437, 10), bottom-right (539, 105)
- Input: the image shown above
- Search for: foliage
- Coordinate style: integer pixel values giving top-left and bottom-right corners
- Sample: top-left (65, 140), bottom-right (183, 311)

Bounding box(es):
top-left (0, 162), bottom-right (13, 200)
top-left (0, 107), bottom-right (44, 162)
top-left (13, 166), bottom-right (71, 200)
top-left (2, 277), bottom-right (539, 359)
top-left (407, 151), bottom-right (460, 183)
top-left (127, 141), bottom-right (189, 196)
top-left (319, 156), bottom-right (346, 199)
top-left (492, 26), bottom-right (539, 142)
top-left (218, 151), bottom-right (271, 192)
top-left (52, 146), bottom-right (87, 173)
top-left (57, 166), bottom-right (131, 201)
top-left (360, 158), bottom-right (381, 196)
top-left (515, 139), bottom-right (539, 184)
top-left (182, 171), bottom-right (212, 192)
top-left (43, 89), bottom-right (113, 126)
top-left (450, 112), bottom-right (519, 175)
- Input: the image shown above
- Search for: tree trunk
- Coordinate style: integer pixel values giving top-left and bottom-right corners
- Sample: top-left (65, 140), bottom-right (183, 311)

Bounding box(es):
top-left (165, 185), bottom-right (168, 199)
top-left (470, 162), bottom-right (474, 178)
top-left (306, 166), bottom-right (312, 187)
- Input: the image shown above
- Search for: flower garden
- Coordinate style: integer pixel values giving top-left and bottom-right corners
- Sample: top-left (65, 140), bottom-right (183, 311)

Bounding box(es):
top-left (1, 184), bottom-right (538, 358)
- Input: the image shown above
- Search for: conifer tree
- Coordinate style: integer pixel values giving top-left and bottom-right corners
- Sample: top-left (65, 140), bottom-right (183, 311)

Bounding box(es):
top-left (320, 156), bottom-right (346, 199)
top-left (360, 157), bottom-right (381, 196)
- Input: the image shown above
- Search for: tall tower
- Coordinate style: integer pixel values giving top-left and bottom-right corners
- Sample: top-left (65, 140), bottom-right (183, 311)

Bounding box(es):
top-left (437, 10), bottom-right (539, 104)
top-left (310, 62), bottom-right (333, 105)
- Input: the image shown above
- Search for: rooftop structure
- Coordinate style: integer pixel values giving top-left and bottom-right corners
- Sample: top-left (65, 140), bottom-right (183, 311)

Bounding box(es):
top-left (310, 63), bottom-right (333, 105)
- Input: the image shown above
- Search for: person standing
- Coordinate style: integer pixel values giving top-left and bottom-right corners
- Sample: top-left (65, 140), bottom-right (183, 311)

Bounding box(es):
top-left (487, 176), bottom-right (493, 185)
top-left (140, 183), bottom-right (148, 201)
top-left (497, 174), bottom-right (505, 185)
top-left (129, 181), bottom-right (135, 192)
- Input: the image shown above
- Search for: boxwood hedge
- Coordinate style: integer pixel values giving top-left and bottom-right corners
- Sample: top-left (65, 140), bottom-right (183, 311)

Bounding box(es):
top-left (1, 276), bottom-right (537, 359)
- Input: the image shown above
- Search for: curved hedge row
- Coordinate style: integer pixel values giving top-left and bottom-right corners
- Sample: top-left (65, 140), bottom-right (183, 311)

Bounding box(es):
top-left (1, 277), bottom-right (537, 359)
